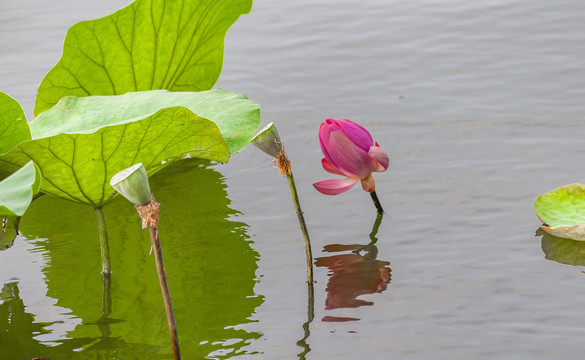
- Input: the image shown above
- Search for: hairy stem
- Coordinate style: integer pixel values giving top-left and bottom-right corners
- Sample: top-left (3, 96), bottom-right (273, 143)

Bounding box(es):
top-left (287, 173), bottom-right (314, 283)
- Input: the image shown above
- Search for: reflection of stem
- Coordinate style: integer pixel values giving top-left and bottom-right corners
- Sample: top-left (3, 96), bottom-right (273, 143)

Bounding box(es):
top-left (94, 207), bottom-right (111, 277)
top-left (287, 173), bottom-right (314, 284)
top-left (98, 274), bottom-right (112, 337)
top-left (296, 281), bottom-right (314, 359)
top-left (370, 191), bottom-right (384, 214)
top-left (136, 196), bottom-right (181, 360)
top-left (368, 213), bottom-right (384, 245)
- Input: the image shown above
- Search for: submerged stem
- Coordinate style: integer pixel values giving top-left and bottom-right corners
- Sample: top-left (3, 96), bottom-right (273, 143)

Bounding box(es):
top-left (287, 173), bottom-right (314, 284)
top-left (94, 207), bottom-right (111, 277)
top-left (370, 191), bottom-right (384, 214)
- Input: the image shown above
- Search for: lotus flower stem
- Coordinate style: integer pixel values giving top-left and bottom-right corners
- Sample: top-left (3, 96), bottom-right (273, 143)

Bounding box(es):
top-left (370, 191), bottom-right (384, 215)
top-left (137, 196), bottom-right (181, 360)
top-left (94, 207), bottom-right (112, 277)
top-left (287, 172), bottom-right (314, 284)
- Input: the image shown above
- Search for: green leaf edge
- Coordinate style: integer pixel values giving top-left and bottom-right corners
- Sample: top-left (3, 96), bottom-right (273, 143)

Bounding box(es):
top-left (0, 161), bottom-right (41, 216)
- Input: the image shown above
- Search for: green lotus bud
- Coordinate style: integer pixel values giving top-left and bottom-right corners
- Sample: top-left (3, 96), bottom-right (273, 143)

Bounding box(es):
top-left (250, 122), bottom-right (282, 157)
top-left (110, 163), bottom-right (151, 205)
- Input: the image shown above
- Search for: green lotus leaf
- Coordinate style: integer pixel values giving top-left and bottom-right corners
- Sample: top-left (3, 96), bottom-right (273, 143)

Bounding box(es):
top-left (540, 224), bottom-right (585, 241)
top-left (541, 232), bottom-right (585, 266)
top-left (0, 161), bottom-right (41, 217)
top-left (0, 92), bottom-right (31, 156)
top-left (31, 89), bottom-right (259, 156)
top-left (0, 90), bottom-right (260, 208)
top-left (35, 0), bottom-right (252, 116)
top-left (534, 184), bottom-right (585, 241)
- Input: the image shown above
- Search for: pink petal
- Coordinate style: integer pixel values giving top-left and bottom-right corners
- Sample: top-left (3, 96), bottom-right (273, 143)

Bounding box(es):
top-left (368, 145), bottom-right (389, 172)
top-left (361, 174), bottom-right (376, 192)
top-left (313, 177), bottom-right (360, 195)
top-left (326, 130), bottom-right (376, 178)
top-left (318, 120), bottom-right (341, 163)
top-left (321, 158), bottom-right (347, 176)
top-left (335, 119), bottom-right (374, 152)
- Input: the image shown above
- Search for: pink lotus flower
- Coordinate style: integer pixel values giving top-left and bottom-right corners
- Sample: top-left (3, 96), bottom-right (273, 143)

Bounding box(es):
top-left (313, 119), bottom-right (389, 195)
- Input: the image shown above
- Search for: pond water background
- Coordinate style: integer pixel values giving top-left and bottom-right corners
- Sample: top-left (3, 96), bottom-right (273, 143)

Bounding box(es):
top-left (2, 0), bottom-right (585, 358)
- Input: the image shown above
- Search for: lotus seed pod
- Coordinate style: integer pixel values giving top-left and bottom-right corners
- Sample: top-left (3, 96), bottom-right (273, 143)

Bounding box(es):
top-left (110, 163), bottom-right (151, 205)
top-left (250, 122), bottom-right (282, 158)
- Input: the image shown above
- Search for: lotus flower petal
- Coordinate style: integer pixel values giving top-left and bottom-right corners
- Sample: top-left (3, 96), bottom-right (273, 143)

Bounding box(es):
top-left (368, 145), bottom-right (389, 171)
top-left (313, 177), bottom-right (360, 195)
top-left (325, 130), bottom-right (376, 179)
top-left (322, 158), bottom-right (347, 176)
top-left (335, 119), bottom-right (374, 152)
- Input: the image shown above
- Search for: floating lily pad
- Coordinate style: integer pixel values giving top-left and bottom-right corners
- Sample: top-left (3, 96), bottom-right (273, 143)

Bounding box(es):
top-left (0, 90), bottom-right (260, 208)
top-left (534, 184), bottom-right (585, 240)
top-left (0, 161), bottom-right (41, 217)
top-left (35, 0), bottom-right (252, 116)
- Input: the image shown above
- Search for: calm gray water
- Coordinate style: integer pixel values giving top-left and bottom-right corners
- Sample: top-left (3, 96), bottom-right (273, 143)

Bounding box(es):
top-left (2, 0), bottom-right (585, 359)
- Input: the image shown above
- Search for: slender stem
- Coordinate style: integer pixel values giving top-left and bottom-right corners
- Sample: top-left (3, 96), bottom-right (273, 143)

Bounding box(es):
top-left (370, 190), bottom-right (384, 214)
top-left (296, 281), bottom-right (315, 359)
top-left (287, 173), bottom-right (314, 283)
top-left (94, 207), bottom-right (111, 277)
top-left (149, 226), bottom-right (181, 360)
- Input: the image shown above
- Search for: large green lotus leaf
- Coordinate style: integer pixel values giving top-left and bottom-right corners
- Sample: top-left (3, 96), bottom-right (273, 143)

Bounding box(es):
top-left (535, 183), bottom-right (585, 226)
top-left (0, 105), bottom-right (225, 208)
top-left (31, 89), bottom-right (259, 156)
top-left (541, 232), bottom-right (585, 267)
top-left (0, 161), bottom-right (41, 217)
top-left (0, 90), bottom-right (260, 207)
top-left (0, 92), bottom-right (31, 156)
top-left (34, 0), bottom-right (252, 116)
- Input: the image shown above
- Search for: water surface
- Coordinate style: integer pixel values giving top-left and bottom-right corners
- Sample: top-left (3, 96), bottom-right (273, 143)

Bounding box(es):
top-left (2, 0), bottom-right (585, 358)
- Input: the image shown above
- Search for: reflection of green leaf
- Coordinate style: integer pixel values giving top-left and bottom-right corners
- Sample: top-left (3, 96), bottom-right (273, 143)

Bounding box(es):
top-left (541, 232), bottom-right (585, 267)
top-left (534, 184), bottom-right (585, 240)
top-left (19, 159), bottom-right (262, 358)
top-left (0, 282), bottom-right (95, 358)
top-left (0, 216), bottom-right (20, 251)
top-left (0, 92), bottom-right (30, 159)
top-left (35, 0), bottom-right (253, 116)
top-left (0, 161), bottom-right (40, 216)
top-left (0, 90), bottom-right (260, 208)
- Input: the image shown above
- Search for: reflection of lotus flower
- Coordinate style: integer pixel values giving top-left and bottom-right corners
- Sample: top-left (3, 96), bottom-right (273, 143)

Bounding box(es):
top-left (315, 244), bottom-right (391, 311)
top-left (313, 119), bottom-right (389, 195)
